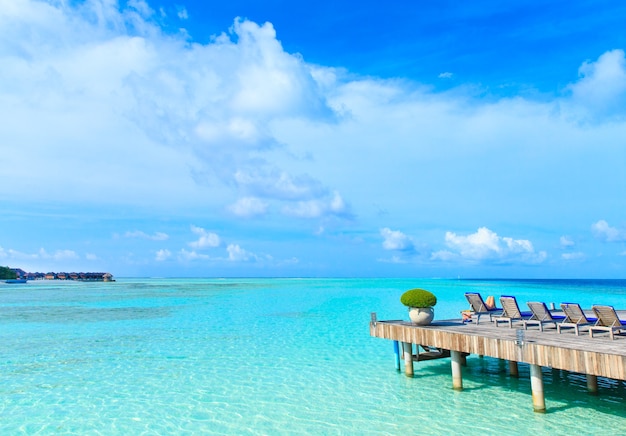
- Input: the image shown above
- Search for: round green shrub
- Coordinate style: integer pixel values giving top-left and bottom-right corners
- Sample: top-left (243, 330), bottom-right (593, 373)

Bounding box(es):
top-left (400, 288), bottom-right (437, 308)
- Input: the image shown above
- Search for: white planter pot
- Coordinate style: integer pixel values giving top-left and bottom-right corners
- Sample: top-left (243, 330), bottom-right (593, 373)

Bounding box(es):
top-left (408, 307), bottom-right (434, 325)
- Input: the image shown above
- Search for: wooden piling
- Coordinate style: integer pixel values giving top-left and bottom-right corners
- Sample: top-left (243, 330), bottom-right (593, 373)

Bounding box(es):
top-left (450, 351), bottom-right (463, 390)
top-left (587, 374), bottom-right (598, 394)
top-left (509, 360), bottom-right (519, 377)
top-left (402, 342), bottom-right (413, 377)
top-left (530, 364), bottom-right (546, 413)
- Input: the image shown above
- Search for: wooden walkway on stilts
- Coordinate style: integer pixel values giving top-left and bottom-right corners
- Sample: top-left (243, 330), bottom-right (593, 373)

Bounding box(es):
top-left (369, 313), bottom-right (626, 412)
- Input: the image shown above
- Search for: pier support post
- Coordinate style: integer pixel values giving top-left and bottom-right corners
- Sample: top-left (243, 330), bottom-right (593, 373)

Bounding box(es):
top-left (393, 341), bottom-right (401, 372)
top-left (586, 374), bottom-right (598, 394)
top-left (509, 360), bottom-right (519, 377)
top-left (402, 342), bottom-right (414, 377)
top-left (450, 351), bottom-right (463, 390)
top-left (530, 364), bottom-right (546, 413)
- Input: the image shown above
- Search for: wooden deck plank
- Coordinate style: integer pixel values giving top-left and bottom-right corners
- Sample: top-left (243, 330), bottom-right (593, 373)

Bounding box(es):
top-left (370, 318), bottom-right (626, 380)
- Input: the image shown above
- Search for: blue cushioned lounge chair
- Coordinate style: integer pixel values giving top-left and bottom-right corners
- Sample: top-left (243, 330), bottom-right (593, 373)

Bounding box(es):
top-left (494, 295), bottom-right (533, 327)
top-left (590, 305), bottom-right (626, 340)
top-left (464, 292), bottom-right (502, 324)
top-left (523, 301), bottom-right (566, 331)
top-left (557, 302), bottom-right (597, 335)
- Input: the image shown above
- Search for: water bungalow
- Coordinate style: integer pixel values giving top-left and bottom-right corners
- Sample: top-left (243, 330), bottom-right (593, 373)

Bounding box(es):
top-left (8, 268), bottom-right (114, 282)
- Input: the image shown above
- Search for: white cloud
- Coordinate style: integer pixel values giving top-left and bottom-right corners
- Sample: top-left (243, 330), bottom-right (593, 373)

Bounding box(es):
top-left (233, 170), bottom-right (326, 201)
top-left (559, 236), bottom-right (575, 248)
top-left (380, 228), bottom-right (415, 252)
top-left (46, 249), bottom-right (79, 261)
top-left (127, 0), bottom-right (154, 18)
top-left (176, 7), bottom-right (188, 20)
top-left (562, 252), bottom-right (584, 260)
top-left (0, 246), bottom-right (79, 266)
top-left (438, 72), bottom-right (453, 79)
top-left (592, 220), bottom-right (626, 242)
top-left (282, 191), bottom-right (352, 219)
top-left (124, 230), bottom-right (169, 241)
top-left (227, 244), bottom-right (257, 262)
top-left (85, 253), bottom-right (99, 261)
top-left (155, 249), bottom-right (171, 261)
top-left (0, 3), bottom-right (340, 214)
top-left (178, 248), bottom-right (210, 261)
top-left (228, 197), bottom-right (268, 217)
top-left (378, 255), bottom-right (409, 264)
top-left (435, 227), bottom-right (547, 264)
top-left (430, 250), bottom-right (456, 261)
top-left (566, 49), bottom-right (626, 120)
top-left (189, 225), bottom-right (221, 249)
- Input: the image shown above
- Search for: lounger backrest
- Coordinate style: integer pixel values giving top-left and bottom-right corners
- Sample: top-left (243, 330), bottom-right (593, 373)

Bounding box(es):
top-left (561, 303), bottom-right (588, 324)
top-left (527, 302), bottom-right (553, 321)
top-left (592, 305), bottom-right (621, 327)
top-left (500, 296), bottom-right (522, 319)
top-left (465, 293), bottom-right (487, 313)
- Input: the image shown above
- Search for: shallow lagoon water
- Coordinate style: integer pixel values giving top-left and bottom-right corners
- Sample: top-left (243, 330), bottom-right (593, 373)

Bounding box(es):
top-left (1, 278), bottom-right (626, 434)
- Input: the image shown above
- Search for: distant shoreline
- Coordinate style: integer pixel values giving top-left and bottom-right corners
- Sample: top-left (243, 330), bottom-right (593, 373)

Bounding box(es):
top-left (8, 268), bottom-right (115, 282)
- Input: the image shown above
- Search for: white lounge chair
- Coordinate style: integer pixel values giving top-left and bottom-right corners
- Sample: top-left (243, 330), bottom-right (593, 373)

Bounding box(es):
top-left (464, 292), bottom-right (502, 324)
top-left (494, 295), bottom-right (533, 328)
top-left (590, 305), bottom-right (626, 340)
top-left (523, 302), bottom-right (566, 331)
top-left (557, 302), bottom-right (597, 335)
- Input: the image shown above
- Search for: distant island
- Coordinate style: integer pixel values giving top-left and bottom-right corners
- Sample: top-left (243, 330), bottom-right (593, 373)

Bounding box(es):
top-left (1, 266), bottom-right (114, 282)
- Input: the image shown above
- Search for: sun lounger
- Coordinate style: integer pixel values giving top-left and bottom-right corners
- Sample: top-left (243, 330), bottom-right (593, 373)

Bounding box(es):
top-left (464, 292), bottom-right (503, 324)
top-left (557, 302), bottom-right (597, 335)
top-left (523, 301), bottom-right (566, 331)
top-left (590, 305), bottom-right (626, 340)
top-left (494, 295), bottom-right (533, 327)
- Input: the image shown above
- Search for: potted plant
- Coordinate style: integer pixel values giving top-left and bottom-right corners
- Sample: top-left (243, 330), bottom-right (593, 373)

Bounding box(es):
top-left (400, 288), bottom-right (437, 325)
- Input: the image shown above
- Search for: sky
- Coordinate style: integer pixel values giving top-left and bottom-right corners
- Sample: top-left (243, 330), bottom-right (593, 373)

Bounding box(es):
top-left (1, 0), bottom-right (626, 278)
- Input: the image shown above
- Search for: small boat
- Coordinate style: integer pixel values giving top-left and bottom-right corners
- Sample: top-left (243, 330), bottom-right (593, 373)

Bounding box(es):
top-left (4, 279), bottom-right (27, 284)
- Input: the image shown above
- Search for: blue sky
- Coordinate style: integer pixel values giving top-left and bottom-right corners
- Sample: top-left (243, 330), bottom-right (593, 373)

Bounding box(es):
top-left (1, 0), bottom-right (626, 278)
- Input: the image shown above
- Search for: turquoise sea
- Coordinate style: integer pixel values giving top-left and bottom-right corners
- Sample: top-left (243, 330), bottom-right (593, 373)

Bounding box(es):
top-left (1, 278), bottom-right (626, 434)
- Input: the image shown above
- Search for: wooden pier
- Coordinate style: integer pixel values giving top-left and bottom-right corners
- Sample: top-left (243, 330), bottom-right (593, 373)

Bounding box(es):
top-left (370, 314), bottom-right (626, 412)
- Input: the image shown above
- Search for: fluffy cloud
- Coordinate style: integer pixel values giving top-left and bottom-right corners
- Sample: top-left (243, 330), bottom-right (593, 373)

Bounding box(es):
top-left (0, 2), bottom-right (340, 215)
top-left (282, 191), bottom-right (352, 219)
top-left (562, 252), bottom-right (584, 261)
top-left (566, 49), bottom-right (626, 120)
top-left (228, 197), bottom-right (269, 217)
top-left (592, 220), bottom-right (626, 242)
top-left (176, 6), bottom-right (188, 20)
top-left (0, 247), bottom-right (78, 262)
top-left (189, 225), bottom-right (221, 249)
top-left (178, 249), bottom-right (210, 261)
top-left (380, 228), bottom-right (415, 252)
top-left (155, 249), bottom-right (171, 261)
top-left (559, 236), bottom-right (575, 248)
top-left (227, 244), bottom-right (257, 262)
top-left (125, 230), bottom-right (169, 241)
top-left (233, 170), bottom-right (326, 201)
top-left (432, 227), bottom-right (547, 264)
